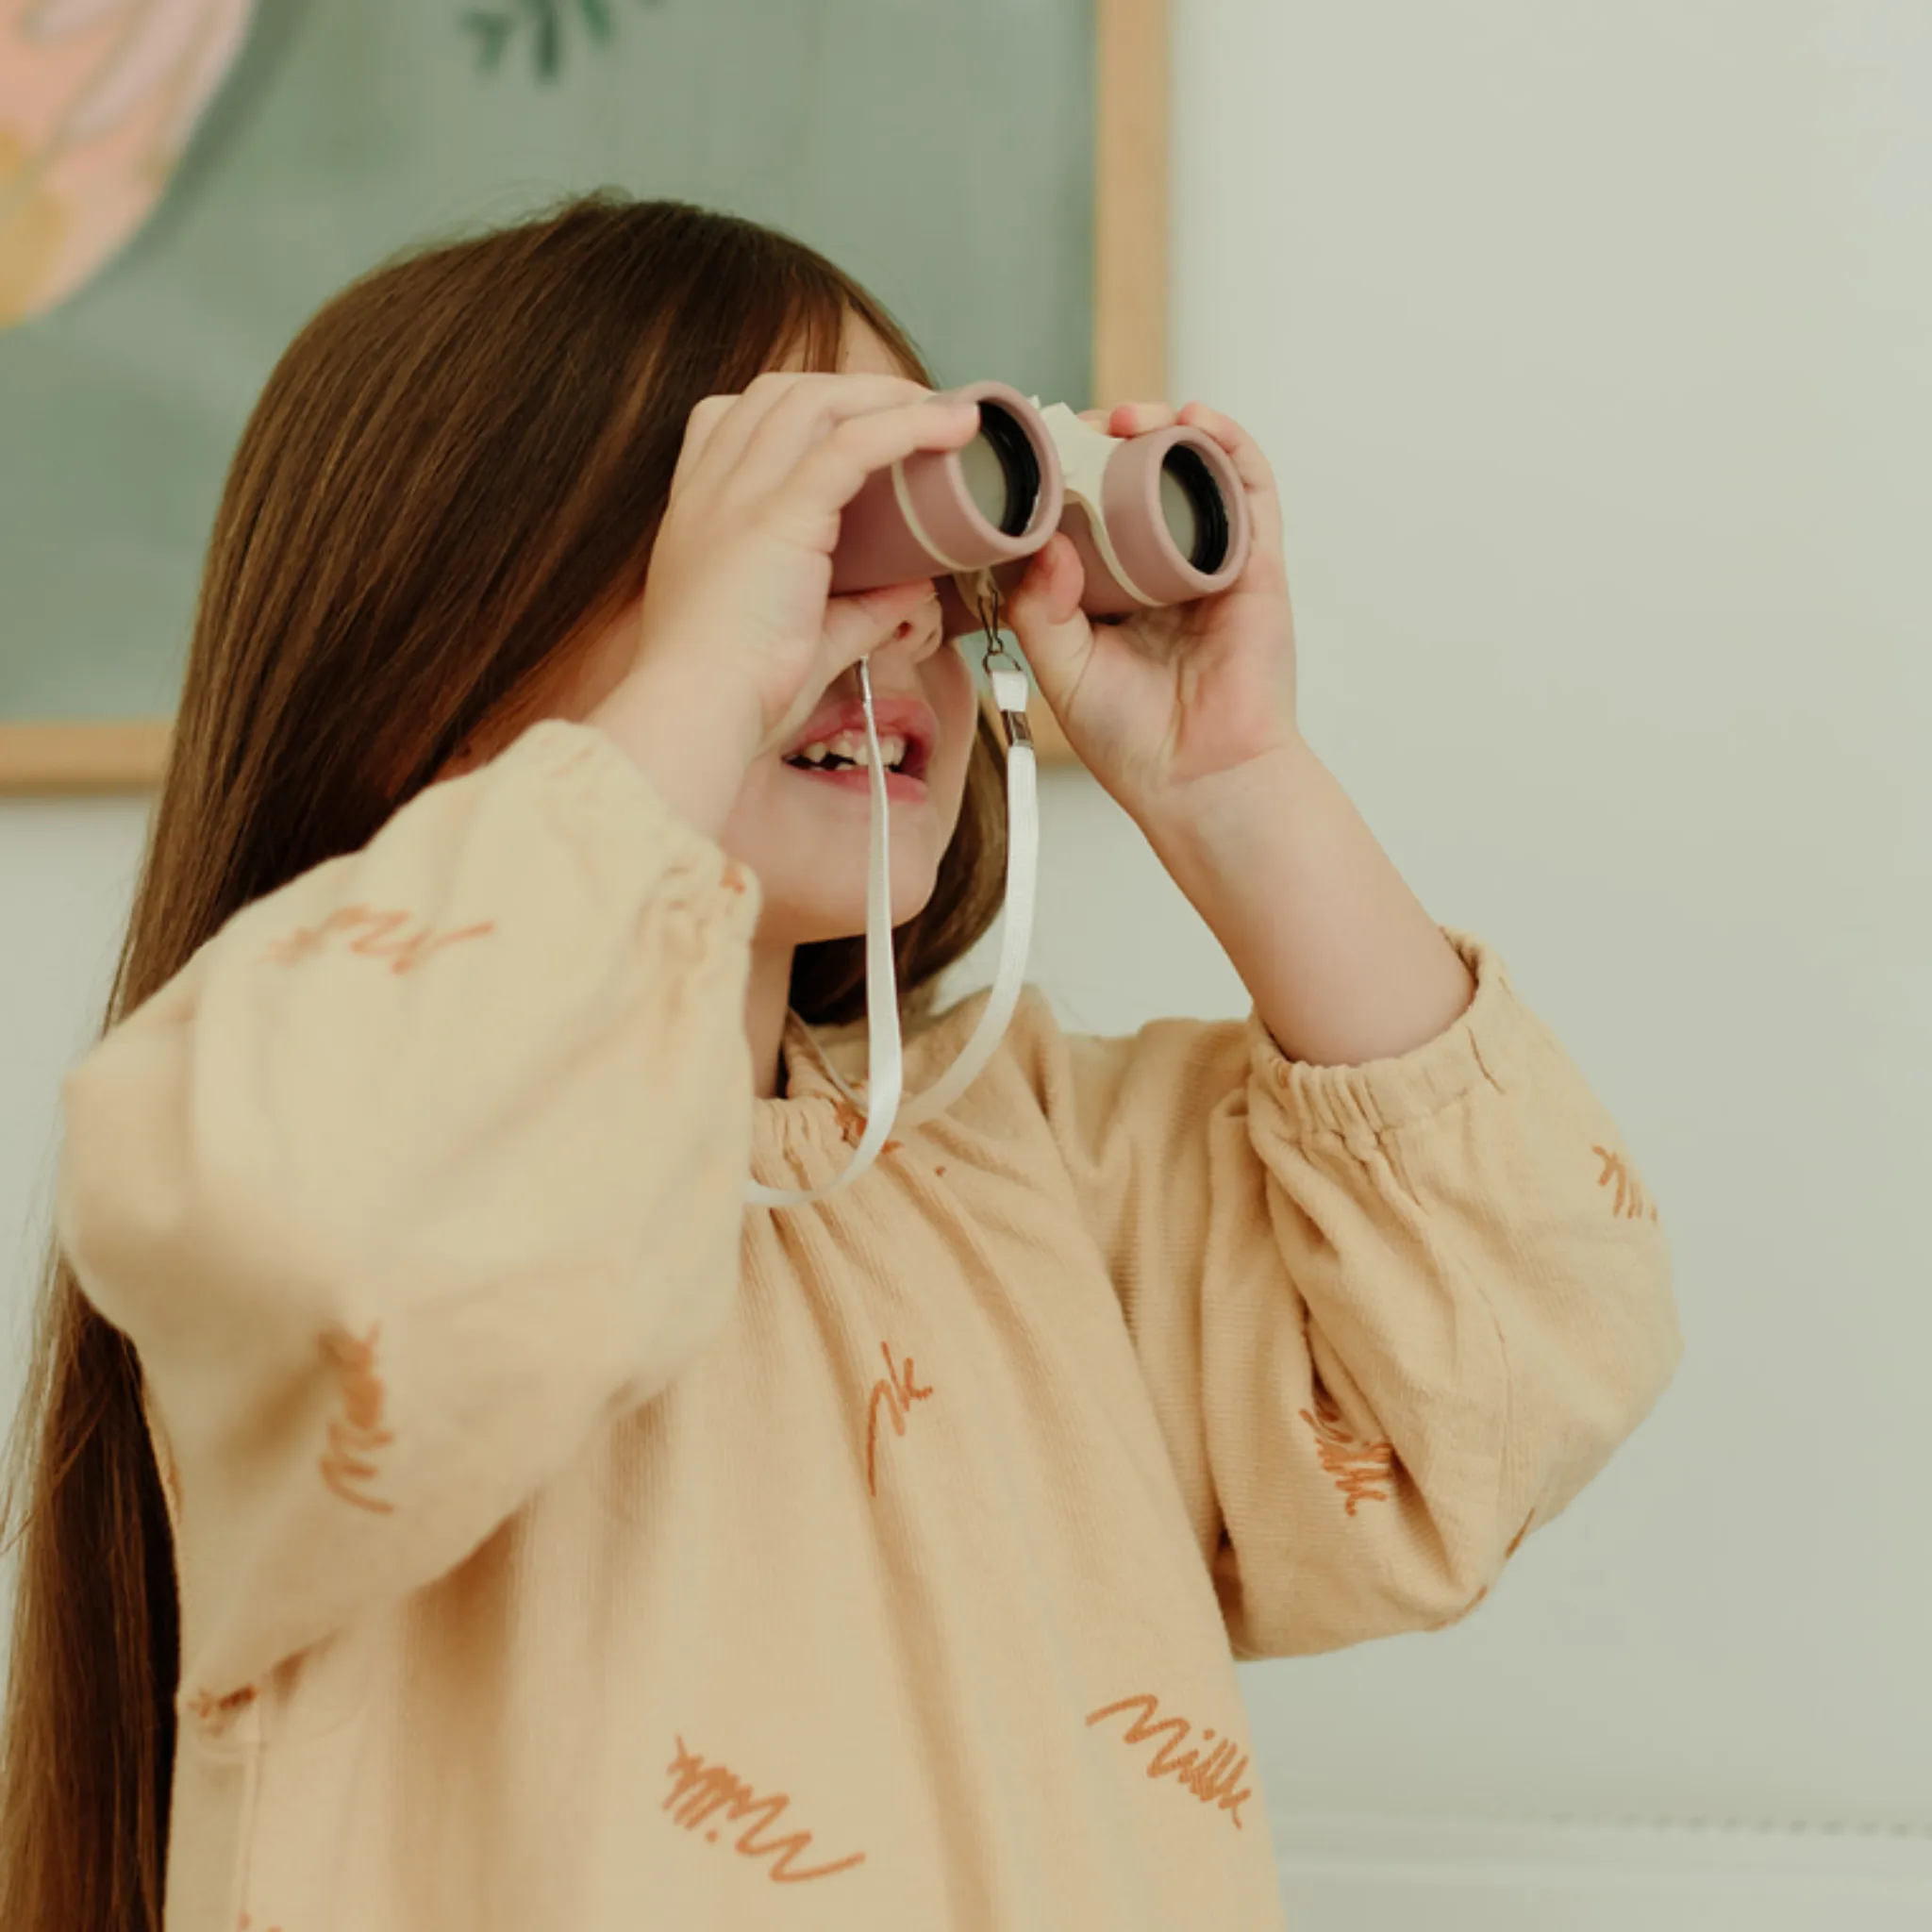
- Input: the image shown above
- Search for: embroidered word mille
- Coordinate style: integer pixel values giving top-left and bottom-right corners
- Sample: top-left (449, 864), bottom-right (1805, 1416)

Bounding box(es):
top-left (1086, 1692), bottom-right (1253, 1830)
top-left (663, 1736), bottom-right (866, 1883)
top-left (1591, 1144), bottom-right (1659, 1221)
top-left (1298, 1385), bottom-right (1396, 1515)
top-left (265, 904), bottom-right (495, 975)
top-left (317, 1323), bottom-right (395, 1515)
top-left (865, 1341), bottom-right (934, 1497)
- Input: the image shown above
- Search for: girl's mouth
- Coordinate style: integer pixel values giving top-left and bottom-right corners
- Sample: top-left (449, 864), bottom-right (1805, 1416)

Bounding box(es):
top-left (781, 727), bottom-right (930, 801)
top-left (782, 760), bottom-right (929, 803)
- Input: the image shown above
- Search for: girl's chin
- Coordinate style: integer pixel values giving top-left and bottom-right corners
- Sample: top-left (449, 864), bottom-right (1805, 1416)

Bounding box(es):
top-left (757, 878), bottom-right (941, 947)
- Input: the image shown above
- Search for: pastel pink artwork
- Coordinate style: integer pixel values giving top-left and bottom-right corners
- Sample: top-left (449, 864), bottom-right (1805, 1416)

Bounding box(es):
top-left (0, 0), bottom-right (255, 325)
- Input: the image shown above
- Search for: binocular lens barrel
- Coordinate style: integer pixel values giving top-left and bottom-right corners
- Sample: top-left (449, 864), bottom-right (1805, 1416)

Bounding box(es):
top-left (958, 404), bottom-right (1043, 539)
top-left (828, 379), bottom-right (1251, 628)
top-left (963, 408), bottom-right (1231, 570)
top-left (1158, 446), bottom-right (1230, 575)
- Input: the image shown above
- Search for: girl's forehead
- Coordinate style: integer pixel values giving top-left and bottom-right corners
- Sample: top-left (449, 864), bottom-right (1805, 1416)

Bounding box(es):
top-left (772, 310), bottom-right (899, 377)
top-left (838, 312), bottom-right (910, 377)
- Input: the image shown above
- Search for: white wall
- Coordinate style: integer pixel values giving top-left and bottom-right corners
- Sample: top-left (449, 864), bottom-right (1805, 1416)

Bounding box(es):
top-left (1007, 0), bottom-right (1931, 1907)
top-left (1162, 0), bottom-right (1930, 1907)
top-left (5, 0), bottom-right (1930, 1919)
top-left (0, 797), bottom-right (148, 1422)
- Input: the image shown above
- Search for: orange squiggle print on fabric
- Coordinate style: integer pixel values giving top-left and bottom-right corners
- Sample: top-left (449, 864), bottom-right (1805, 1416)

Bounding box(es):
top-left (1298, 1385), bottom-right (1396, 1515)
top-left (864, 1341), bottom-right (933, 1496)
top-left (184, 1683), bottom-right (257, 1730)
top-left (317, 1323), bottom-right (394, 1514)
top-left (265, 904), bottom-right (495, 975)
top-left (663, 1736), bottom-right (866, 1883)
top-left (1086, 1691), bottom-right (1253, 1829)
top-left (1591, 1143), bottom-right (1660, 1221)
top-left (827, 1093), bottom-right (902, 1157)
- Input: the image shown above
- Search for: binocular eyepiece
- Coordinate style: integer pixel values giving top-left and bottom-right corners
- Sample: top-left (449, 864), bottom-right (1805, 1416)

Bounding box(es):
top-left (829, 381), bottom-right (1253, 638)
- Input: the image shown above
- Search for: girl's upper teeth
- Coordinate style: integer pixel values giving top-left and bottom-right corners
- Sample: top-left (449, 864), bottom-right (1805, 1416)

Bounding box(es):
top-left (794, 731), bottom-right (908, 770)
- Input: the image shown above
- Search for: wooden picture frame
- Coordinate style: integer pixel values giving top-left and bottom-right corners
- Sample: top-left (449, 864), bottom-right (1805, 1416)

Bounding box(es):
top-left (0, 0), bottom-right (1166, 796)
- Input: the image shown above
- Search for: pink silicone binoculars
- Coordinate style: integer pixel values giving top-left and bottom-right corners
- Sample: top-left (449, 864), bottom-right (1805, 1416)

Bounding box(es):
top-left (829, 380), bottom-right (1253, 636)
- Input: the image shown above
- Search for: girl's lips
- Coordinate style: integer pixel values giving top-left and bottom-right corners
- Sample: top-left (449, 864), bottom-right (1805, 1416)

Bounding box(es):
top-left (781, 695), bottom-right (938, 777)
top-left (782, 761), bottom-right (929, 803)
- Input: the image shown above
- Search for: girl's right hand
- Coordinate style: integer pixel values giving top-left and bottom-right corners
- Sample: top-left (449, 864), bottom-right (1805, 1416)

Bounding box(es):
top-left (619, 373), bottom-right (981, 770)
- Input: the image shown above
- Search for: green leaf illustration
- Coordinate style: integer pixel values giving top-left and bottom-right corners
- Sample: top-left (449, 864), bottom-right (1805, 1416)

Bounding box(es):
top-left (463, 0), bottom-right (661, 81)
top-left (461, 9), bottom-right (515, 71)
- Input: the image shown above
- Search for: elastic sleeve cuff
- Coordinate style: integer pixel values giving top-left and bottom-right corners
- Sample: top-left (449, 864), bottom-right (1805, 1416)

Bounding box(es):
top-left (1245, 927), bottom-right (1530, 1142)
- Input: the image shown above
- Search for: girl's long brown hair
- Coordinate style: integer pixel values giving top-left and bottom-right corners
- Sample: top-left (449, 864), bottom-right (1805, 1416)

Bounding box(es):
top-left (0, 194), bottom-right (1008, 1931)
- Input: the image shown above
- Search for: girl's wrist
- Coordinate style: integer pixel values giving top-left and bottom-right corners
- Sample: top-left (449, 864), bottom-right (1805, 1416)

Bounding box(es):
top-left (584, 657), bottom-right (758, 843)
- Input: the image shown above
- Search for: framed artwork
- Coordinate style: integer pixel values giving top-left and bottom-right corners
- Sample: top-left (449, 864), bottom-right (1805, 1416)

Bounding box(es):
top-left (0, 0), bottom-right (1169, 792)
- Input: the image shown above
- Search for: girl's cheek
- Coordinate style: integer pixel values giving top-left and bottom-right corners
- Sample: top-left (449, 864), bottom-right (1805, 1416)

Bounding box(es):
top-left (944, 674), bottom-right (982, 781)
top-left (932, 638), bottom-right (977, 717)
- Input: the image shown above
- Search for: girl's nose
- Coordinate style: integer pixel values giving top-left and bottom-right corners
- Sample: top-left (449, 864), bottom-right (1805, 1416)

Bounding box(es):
top-left (876, 603), bottom-right (942, 667)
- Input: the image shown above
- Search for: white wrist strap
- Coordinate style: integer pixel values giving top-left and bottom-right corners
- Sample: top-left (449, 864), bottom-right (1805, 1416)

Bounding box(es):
top-left (743, 653), bottom-right (1039, 1208)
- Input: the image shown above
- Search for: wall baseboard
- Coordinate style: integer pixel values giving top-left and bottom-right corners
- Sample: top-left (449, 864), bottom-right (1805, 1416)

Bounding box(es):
top-left (1273, 1808), bottom-right (1932, 1932)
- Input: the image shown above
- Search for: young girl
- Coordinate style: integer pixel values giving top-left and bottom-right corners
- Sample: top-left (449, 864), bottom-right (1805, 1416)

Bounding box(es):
top-left (0, 195), bottom-right (1680, 1932)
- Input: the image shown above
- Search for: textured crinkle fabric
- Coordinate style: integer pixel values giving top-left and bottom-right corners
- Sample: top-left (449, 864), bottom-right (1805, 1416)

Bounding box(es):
top-left (0, 1), bottom-right (255, 325)
top-left (56, 718), bottom-right (1681, 1930)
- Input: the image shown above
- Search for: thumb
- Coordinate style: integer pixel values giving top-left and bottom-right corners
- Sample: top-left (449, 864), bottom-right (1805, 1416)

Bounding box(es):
top-left (1004, 533), bottom-right (1091, 708)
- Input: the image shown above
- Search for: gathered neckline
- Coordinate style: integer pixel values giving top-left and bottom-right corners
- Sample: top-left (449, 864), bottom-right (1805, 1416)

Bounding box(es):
top-left (747, 998), bottom-right (984, 1182)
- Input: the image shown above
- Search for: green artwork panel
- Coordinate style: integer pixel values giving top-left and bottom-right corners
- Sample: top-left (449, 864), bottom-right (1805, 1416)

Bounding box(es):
top-left (0, 0), bottom-right (1094, 720)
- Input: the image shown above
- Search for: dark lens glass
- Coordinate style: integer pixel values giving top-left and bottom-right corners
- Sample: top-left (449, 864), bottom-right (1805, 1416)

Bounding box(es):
top-left (1159, 446), bottom-right (1230, 572)
top-left (958, 403), bottom-right (1041, 537)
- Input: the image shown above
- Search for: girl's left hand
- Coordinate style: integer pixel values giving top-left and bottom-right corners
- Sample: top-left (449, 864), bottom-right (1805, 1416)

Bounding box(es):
top-left (1001, 399), bottom-right (1299, 828)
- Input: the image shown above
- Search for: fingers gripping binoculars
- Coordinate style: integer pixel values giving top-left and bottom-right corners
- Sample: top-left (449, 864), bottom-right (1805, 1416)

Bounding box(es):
top-left (828, 381), bottom-right (1255, 634)
top-left (746, 383), bottom-right (1255, 1213)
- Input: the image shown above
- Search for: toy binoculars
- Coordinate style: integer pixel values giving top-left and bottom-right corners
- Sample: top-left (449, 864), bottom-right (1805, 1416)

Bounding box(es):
top-left (830, 381), bottom-right (1254, 638)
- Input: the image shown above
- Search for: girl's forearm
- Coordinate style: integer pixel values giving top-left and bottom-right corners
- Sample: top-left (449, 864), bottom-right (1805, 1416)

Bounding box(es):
top-left (1141, 739), bottom-right (1475, 1068)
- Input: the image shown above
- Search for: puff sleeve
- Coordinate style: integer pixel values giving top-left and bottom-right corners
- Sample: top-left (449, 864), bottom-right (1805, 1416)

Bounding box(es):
top-left (1015, 929), bottom-right (1682, 1657)
top-left (56, 721), bottom-right (759, 1707)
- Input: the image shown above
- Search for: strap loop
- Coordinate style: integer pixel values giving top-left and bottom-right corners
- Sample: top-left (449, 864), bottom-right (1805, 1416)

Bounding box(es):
top-left (744, 591), bottom-right (1038, 1207)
